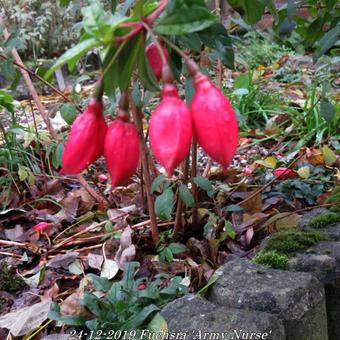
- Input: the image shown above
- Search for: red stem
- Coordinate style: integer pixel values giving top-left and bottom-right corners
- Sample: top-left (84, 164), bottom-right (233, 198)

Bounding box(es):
top-left (113, 0), bottom-right (168, 44)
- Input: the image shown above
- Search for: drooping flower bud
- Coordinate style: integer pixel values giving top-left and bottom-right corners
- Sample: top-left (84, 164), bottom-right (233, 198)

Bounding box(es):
top-left (146, 41), bottom-right (169, 81)
top-left (104, 113), bottom-right (140, 188)
top-left (62, 98), bottom-right (107, 174)
top-left (190, 70), bottom-right (238, 169)
top-left (149, 84), bottom-right (193, 176)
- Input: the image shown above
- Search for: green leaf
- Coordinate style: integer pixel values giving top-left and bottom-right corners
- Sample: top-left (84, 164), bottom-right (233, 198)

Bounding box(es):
top-left (52, 143), bottom-right (64, 169)
top-left (179, 184), bottom-right (195, 207)
top-left (224, 221), bottom-right (236, 240)
top-left (60, 0), bottom-right (72, 6)
top-left (0, 90), bottom-right (14, 112)
top-left (18, 166), bottom-right (28, 182)
top-left (151, 174), bottom-right (167, 193)
top-left (322, 145), bottom-right (336, 166)
top-left (305, 16), bottom-right (325, 48)
top-left (122, 304), bottom-right (159, 330)
top-left (227, 0), bottom-right (265, 25)
top-left (148, 313), bottom-right (168, 332)
top-left (184, 77), bottom-right (194, 104)
top-left (45, 38), bottom-right (100, 79)
top-left (87, 274), bottom-right (111, 291)
top-left (122, 261), bottom-right (140, 290)
top-left (320, 98), bottom-right (336, 124)
top-left (234, 73), bottom-right (251, 89)
top-left (4, 31), bottom-right (25, 53)
top-left (324, 0), bottom-right (337, 11)
top-left (193, 176), bottom-right (213, 197)
top-left (197, 271), bottom-right (221, 297)
top-left (198, 23), bottom-right (234, 69)
top-left (155, 188), bottom-right (174, 220)
top-left (0, 60), bottom-right (16, 81)
top-left (314, 25), bottom-right (339, 61)
top-left (168, 243), bottom-right (186, 254)
top-left (178, 33), bottom-right (202, 52)
top-left (60, 103), bottom-right (78, 125)
top-left (155, 6), bottom-right (216, 35)
top-left (107, 282), bottom-right (122, 304)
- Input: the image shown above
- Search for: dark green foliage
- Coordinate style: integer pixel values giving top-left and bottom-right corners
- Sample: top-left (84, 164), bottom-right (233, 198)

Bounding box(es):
top-left (0, 262), bottom-right (25, 293)
top-left (252, 250), bottom-right (289, 270)
top-left (49, 262), bottom-right (188, 333)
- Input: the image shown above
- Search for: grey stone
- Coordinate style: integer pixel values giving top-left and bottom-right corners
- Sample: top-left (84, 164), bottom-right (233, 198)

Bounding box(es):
top-left (288, 253), bottom-right (337, 285)
top-left (208, 258), bottom-right (328, 340)
top-left (306, 242), bottom-right (340, 340)
top-left (300, 209), bottom-right (340, 241)
top-left (161, 295), bottom-right (285, 340)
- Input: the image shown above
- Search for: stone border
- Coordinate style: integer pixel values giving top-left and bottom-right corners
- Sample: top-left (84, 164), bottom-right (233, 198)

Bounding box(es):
top-left (160, 210), bottom-right (340, 340)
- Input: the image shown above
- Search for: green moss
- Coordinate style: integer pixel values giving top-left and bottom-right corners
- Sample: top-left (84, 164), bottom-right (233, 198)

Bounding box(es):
top-left (309, 212), bottom-right (340, 228)
top-left (252, 250), bottom-right (289, 270)
top-left (326, 186), bottom-right (340, 213)
top-left (264, 229), bottom-right (327, 255)
top-left (0, 262), bottom-right (25, 292)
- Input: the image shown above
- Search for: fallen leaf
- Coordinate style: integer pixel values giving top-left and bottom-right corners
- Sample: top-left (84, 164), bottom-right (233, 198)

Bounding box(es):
top-left (297, 166), bottom-right (310, 179)
top-left (322, 145), bottom-right (336, 165)
top-left (255, 156), bottom-right (277, 169)
top-left (101, 259), bottom-right (119, 280)
top-left (114, 227), bottom-right (136, 269)
top-left (60, 291), bottom-right (91, 318)
top-left (87, 253), bottom-right (103, 270)
top-left (0, 298), bottom-right (52, 337)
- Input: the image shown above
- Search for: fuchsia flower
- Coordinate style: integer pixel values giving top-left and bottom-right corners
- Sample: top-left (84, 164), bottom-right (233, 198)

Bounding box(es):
top-left (104, 113), bottom-right (140, 188)
top-left (61, 98), bottom-right (107, 174)
top-left (146, 41), bottom-right (169, 80)
top-left (149, 84), bottom-right (193, 176)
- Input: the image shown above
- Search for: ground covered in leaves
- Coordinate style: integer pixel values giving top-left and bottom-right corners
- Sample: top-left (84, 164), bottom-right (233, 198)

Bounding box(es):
top-left (0, 32), bottom-right (339, 338)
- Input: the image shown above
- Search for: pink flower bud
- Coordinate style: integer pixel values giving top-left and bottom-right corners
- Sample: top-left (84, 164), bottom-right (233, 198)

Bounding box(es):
top-left (62, 98), bottom-right (107, 174)
top-left (104, 118), bottom-right (140, 188)
top-left (149, 84), bottom-right (193, 176)
top-left (191, 73), bottom-right (238, 169)
top-left (146, 41), bottom-right (169, 81)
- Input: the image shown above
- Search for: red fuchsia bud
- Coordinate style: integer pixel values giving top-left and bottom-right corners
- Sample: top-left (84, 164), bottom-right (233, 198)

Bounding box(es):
top-left (62, 98), bottom-right (107, 174)
top-left (104, 114), bottom-right (140, 188)
top-left (146, 41), bottom-right (169, 81)
top-left (191, 72), bottom-right (238, 169)
top-left (33, 222), bottom-right (51, 232)
top-left (149, 84), bottom-right (193, 176)
top-left (98, 174), bottom-right (108, 182)
top-left (273, 167), bottom-right (298, 179)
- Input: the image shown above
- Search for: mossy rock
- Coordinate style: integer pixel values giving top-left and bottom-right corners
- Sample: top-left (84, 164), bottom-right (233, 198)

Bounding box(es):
top-left (252, 250), bottom-right (289, 269)
top-left (263, 229), bottom-right (327, 256)
top-left (325, 186), bottom-right (340, 213)
top-left (0, 262), bottom-right (25, 293)
top-left (309, 212), bottom-right (340, 229)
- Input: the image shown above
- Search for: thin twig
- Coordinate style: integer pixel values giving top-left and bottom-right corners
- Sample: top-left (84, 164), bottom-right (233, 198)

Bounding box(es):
top-left (128, 93), bottom-right (160, 244)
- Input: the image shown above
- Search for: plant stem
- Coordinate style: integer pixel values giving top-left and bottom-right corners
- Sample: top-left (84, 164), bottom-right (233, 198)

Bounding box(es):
top-left (173, 156), bottom-right (189, 239)
top-left (128, 93), bottom-right (160, 244)
top-left (191, 138), bottom-right (198, 227)
top-left (0, 53), bottom-right (82, 112)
